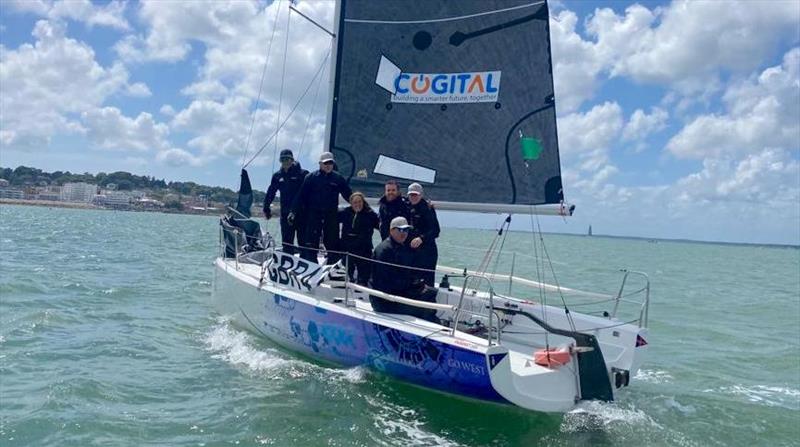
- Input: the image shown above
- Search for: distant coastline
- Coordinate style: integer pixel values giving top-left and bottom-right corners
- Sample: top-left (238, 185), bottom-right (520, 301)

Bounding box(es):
top-left (0, 198), bottom-right (223, 217)
top-left (4, 199), bottom-right (796, 250)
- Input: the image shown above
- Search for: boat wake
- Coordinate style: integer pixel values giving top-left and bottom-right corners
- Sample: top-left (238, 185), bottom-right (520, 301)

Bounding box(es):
top-left (203, 319), bottom-right (367, 384)
top-left (560, 400), bottom-right (701, 446)
top-left (205, 321), bottom-right (294, 373)
top-left (205, 319), bottom-right (459, 446)
top-left (562, 400), bottom-right (659, 433)
top-left (364, 395), bottom-right (463, 447)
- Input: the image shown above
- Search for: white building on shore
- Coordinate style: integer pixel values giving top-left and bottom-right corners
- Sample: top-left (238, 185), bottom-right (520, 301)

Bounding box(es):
top-left (61, 183), bottom-right (97, 203)
top-left (96, 191), bottom-right (131, 208)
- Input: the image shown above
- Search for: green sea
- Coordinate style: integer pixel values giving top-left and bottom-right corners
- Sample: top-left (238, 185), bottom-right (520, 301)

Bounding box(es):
top-left (1, 204), bottom-right (798, 446)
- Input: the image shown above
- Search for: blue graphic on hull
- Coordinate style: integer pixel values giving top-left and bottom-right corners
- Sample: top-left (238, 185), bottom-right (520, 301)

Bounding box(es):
top-left (256, 292), bottom-right (506, 403)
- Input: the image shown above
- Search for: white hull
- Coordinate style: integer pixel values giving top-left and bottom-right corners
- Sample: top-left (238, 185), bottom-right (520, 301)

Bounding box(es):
top-left (211, 256), bottom-right (649, 413)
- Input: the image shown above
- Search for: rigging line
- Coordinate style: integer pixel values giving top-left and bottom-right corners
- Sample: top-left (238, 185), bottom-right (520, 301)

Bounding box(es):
top-left (243, 49), bottom-right (331, 169)
top-left (529, 204), bottom-right (550, 350)
top-left (489, 215), bottom-right (512, 279)
top-left (436, 241), bottom-right (567, 265)
top-left (242, 0), bottom-right (283, 168)
top-left (534, 209), bottom-right (577, 332)
top-left (298, 58), bottom-right (327, 160)
top-left (273, 1), bottom-right (292, 173)
top-left (344, 1), bottom-right (544, 24)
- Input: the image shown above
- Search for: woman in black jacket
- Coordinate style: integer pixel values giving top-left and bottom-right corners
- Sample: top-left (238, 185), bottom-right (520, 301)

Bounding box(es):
top-left (338, 192), bottom-right (379, 285)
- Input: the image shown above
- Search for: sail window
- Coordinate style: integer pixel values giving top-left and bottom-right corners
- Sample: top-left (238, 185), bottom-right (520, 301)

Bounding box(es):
top-left (375, 55), bottom-right (401, 94)
top-left (374, 155), bottom-right (436, 183)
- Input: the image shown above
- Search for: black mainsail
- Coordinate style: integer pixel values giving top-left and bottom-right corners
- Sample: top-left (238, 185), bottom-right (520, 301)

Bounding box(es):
top-left (326, 0), bottom-right (565, 212)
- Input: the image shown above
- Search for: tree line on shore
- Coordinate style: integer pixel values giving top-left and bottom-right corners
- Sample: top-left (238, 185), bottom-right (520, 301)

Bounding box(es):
top-left (1, 166), bottom-right (266, 206)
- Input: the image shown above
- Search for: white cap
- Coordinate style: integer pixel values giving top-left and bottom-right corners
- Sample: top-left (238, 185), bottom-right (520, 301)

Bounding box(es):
top-left (319, 151), bottom-right (335, 163)
top-left (390, 216), bottom-right (412, 230)
top-left (407, 182), bottom-right (423, 195)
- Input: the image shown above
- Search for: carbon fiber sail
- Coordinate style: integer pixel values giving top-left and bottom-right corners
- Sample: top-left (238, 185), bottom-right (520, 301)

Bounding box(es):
top-left (327, 0), bottom-right (565, 210)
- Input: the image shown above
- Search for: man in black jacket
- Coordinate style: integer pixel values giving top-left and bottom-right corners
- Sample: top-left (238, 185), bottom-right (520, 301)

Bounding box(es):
top-left (263, 149), bottom-right (308, 255)
top-left (290, 151), bottom-right (352, 264)
top-left (378, 179), bottom-right (410, 240)
top-left (406, 183), bottom-right (440, 287)
top-left (370, 217), bottom-right (438, 323)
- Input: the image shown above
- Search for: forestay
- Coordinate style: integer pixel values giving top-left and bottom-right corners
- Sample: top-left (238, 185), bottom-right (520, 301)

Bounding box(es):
top-left (327, 0), bottom-right (564, 209)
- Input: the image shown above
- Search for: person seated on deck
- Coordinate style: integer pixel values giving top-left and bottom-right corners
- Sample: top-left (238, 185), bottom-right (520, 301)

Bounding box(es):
top-left (370, 217), bottom-right (439, 324)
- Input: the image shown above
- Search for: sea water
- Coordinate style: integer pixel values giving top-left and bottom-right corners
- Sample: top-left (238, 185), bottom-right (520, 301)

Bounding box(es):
top-left (1, 204), bottom-right (798, 446)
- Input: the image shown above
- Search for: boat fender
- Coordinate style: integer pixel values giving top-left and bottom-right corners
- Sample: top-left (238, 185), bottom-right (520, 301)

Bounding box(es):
top-left (533, 348), bottom-right (571, 368)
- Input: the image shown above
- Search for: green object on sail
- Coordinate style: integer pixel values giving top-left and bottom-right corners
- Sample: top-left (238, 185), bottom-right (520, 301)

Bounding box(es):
top-left (520, 136), bottom-right (543, 161)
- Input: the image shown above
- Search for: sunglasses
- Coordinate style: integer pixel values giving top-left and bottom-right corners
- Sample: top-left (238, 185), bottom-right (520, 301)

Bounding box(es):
top-left (395, 227), bottom-right (410, 233)
top-left (322, 161), bottom-right (334, 166)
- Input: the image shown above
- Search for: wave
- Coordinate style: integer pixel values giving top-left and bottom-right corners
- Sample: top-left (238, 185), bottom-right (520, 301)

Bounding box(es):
top-left (704, 384), bottom-right (800, 410)
top-left (634, 369), bottom-right (674, 384)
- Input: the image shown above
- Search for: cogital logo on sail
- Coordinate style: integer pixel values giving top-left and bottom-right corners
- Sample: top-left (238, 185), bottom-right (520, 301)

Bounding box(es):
top-left (392, 71), bottom-right (501, 104)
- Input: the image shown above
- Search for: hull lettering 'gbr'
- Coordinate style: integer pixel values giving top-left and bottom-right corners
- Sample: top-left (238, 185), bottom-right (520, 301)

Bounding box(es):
top-left (265, 252), bottom-right (333, 291)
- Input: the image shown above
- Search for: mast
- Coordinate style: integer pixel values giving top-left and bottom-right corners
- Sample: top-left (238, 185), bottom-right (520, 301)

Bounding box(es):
top-left (324, 0), bottom-right (344, 152)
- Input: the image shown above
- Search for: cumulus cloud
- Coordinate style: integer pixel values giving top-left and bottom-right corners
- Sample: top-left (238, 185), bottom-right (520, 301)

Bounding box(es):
top-left (549, 0), bottom-right (800, 111)
top-left (550, 9), bottom-right (604, 114)
top-left (159, 105), bottom-right (176, 116)
top-left (559, 101), bottom-right (623, 171)
top-left (7, 0), bottom-right (130, 30)
top-left (0, 20), bottom-right (149, 149)
top-left (81, 107), bottom-right (169, 152)
top-left (622, 107), bottom-right (668, 141)
top-left (666, 48), bottom-right (800, 160)
top-left (674, 149), bottom-right (799, 206)
top-left (117, 0), bottom-right (333, 167)
top-left (591, 1), bottom-right (799, 92)
top-left (156, 148), bottom-right (205, 167)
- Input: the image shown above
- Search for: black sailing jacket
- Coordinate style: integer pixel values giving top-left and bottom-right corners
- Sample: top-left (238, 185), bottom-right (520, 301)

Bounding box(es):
top-left (263, 162), bottom-right (308, 216)
top-left (371, 237), bottom-right (416, 296)
top-left (408, 198), bottom-right (440, 246)
top-left (292, 169), bottom-right (352, 213)
top-left (338, 206), bottom-right (379, 252)
top-left (378, 195), bottom-right (410, 240)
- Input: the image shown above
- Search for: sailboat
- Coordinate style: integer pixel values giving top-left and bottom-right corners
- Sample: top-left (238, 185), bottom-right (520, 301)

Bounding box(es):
top-left (588, 225), bottom-right (593, 236)
top-left (213, 0), bottom-right (651, 413)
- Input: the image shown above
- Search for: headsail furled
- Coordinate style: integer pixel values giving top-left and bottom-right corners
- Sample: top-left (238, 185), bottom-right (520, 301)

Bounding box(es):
top-left (327, 0), bottom-right (564, 210)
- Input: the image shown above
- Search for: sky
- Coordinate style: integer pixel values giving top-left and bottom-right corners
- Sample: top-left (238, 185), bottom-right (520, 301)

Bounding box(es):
top-left (0, 0), bottom-right (798, 245)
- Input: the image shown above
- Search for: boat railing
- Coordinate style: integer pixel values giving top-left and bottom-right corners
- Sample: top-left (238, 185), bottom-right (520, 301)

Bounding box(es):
top-left (452, 273), bottom-right (498, 346)
top-left (338, 270), bottom-right (501, 346)
top-left (437, 264), bottom-right (651, 329)
top-left (612, 269), bottom-right (650, 328)
top-left (218, 224), bottom-right (649, 330)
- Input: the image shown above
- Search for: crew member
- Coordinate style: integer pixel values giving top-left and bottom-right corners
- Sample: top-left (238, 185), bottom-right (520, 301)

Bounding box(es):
top-left (378, 179), bottom-right (409, 240)
top-left (263, 149), bottom-right (308, 254)
top-left (406, 183), bottom-right (440, 287)
top-left (290, 151), bottom-right (352, 264)
top-left (338, 192), bottom-right (379, 285)
top-left (370, 217), bottom-right (438, 323)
